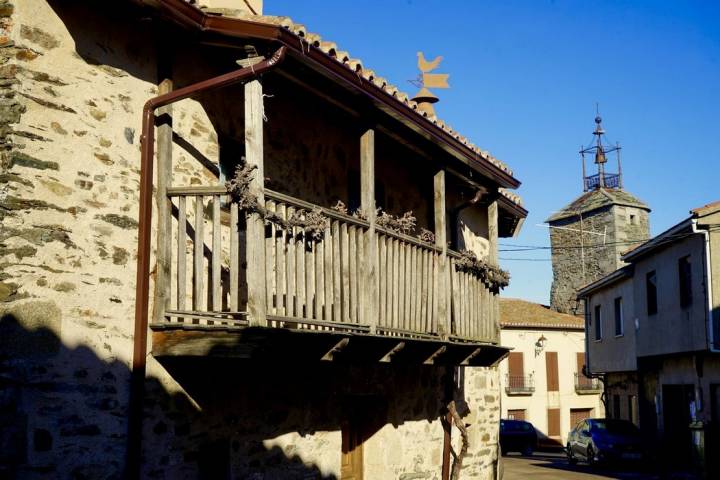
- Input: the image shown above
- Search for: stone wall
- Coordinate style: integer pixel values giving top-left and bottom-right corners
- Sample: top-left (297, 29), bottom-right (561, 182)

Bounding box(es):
top-left (549, 204), bottom-right (649, 315)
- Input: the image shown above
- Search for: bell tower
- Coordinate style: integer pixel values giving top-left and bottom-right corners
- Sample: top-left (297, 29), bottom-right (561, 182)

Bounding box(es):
top-left (547, 113), bottom-right (651, 315)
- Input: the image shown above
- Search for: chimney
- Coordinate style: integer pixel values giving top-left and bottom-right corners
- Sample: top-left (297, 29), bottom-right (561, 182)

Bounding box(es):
top-left (197, 0), bottom-right (263, 15)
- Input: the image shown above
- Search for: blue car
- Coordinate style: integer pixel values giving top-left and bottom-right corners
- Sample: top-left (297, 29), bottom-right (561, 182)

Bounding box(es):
top-left (567, 418), bottom-right (643, 465)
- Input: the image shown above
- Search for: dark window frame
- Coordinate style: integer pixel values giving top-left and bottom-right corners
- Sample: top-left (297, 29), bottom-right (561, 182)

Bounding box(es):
top-left (614, 297), bottom-right (624, 336)
top-left (594, 304), bottom-right (602, 341)
top-left (678, 255), bottom-right (693, 309)
top-left (646, 270), bottom-right (658, 316)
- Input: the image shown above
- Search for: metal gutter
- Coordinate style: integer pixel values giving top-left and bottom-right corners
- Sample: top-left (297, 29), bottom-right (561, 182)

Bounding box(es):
top-left (145, 0), bottom-right (521, 190)
top-left (692, 219), bottom-right (718, 353)
top-left (127, 46), bottom-right (287, 479)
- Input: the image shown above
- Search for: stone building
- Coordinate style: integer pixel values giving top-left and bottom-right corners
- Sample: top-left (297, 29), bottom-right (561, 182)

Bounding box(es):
top-left (547, 116), bottom-right (650, 315)
top-left (0, 0), bottom-right (527, 479)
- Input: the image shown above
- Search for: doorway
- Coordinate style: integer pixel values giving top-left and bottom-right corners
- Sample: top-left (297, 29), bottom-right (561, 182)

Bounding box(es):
top-left (661, 384), bottom-right (694, 465)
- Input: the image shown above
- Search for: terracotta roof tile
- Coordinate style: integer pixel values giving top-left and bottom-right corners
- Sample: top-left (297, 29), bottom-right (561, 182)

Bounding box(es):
top-left (500, 298), bottom-right (583, 330)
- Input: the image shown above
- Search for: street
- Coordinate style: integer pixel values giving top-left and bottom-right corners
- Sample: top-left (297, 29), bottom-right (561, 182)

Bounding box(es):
top-left (502, 452), bottom-right (663, 480)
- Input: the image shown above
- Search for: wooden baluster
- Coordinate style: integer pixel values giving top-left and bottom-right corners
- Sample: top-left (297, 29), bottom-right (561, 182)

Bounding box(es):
top-left (193, 196), bottom-right (204, 317)
top-left (286, 206), bottom-right (296, 318)
top-left (408, 245), bottom-right (416, 332)
top-left (295, 212), bottom-right (305, 322)
top-left (229, 202), bottom-right (239, 312)
top-left (378, 234), bottom-right (387, 326)
top-left (324, 221), bottom-right (333, 321)
top-left (391, 238), bottom-right (399, 329)
top-left (397, 241), bottom-right (405, 329)
top-left (332, 220), bottom-right (342, 322)
top-left (355, 228), bottom-right (362, 324)
top-left (348, 225), bottom-right (357, 323)
top-left (450, 260), bottom-right (459, 337)
top-left (431, 252), bottom-right (439, 334)
top-left (315, 227), bottom-right (324, 320)
top-left (420, 249), bottom-right (428, 333)
top-left (212, 195), bottom-right (222, 316)
top-left (340, 222), bottom-right (350, 322)
top-left (176, 196), bottom-right (187, 320)
top-left (305, 216), bottom-right (315, 321)
top-left (264, 200), bottom-right (276, 315)
top-left (275, 203), bottom-right (286, 317)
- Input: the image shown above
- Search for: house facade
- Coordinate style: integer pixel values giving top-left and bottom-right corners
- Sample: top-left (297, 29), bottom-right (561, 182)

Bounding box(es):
top-left (0, 0), bottom-right (527, 479)
top-left (499, 299), bottom-right (604, 448)
top-left (578, 201), bottom-right (720, 471)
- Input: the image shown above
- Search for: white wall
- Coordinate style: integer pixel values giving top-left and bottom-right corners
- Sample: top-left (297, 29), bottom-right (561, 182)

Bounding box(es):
top-left (499, 328), bottom-right (604, 446)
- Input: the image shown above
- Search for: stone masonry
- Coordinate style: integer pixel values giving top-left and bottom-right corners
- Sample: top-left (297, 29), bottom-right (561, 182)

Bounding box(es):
top-left (549, 192), bottom-right (650, 315)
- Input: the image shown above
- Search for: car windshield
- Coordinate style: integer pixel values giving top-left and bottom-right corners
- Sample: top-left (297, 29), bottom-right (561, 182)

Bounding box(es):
top-left (502, 421), bottom-right (532, 432)
top-left (590, 420), bottom-right (639, 435)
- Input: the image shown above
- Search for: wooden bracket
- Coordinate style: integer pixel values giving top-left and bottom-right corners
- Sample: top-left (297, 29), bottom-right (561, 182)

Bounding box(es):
top-left (321, 338), bottom-right (350, 361)
top-left (379, 341), bottom-right (406, 363)
top-left (424, 345), bottom-right (447, 365)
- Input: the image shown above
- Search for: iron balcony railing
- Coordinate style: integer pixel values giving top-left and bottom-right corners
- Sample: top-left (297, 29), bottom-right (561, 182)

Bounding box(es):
top-left (505, 374), bottom-right (535, 395)
top-left (575, 373), bottom-right (602, 393)
top-left (584, 172), bottom-right (620, 190)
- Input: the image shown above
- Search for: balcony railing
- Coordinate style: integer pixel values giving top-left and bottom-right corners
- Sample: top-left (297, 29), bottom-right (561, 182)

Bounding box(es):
top-left (505, 374), bottom-right (535, 395)
top-left (584, 172), bottom-right (620, 190)
top-left (156, 186), bottom-right (500, 344)
top-left (575, 373), bottom-right (603, 394)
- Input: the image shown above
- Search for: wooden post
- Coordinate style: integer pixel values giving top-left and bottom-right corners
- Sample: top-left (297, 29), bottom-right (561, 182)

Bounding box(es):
top-left (360, 128), bottom-right (378, 333)
top-left (245, 78), bottom-right (267, 327)
top-left (434, 169), bottom-right (450, 338)
top-left (153, 75), bottom-right (173, 324)
top-left (488, 195), bottom-right (500, 339)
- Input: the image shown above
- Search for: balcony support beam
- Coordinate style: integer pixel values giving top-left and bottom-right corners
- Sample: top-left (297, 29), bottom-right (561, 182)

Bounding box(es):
top-left (434, 169), bottom-right (450, 338)
top-left (245, 77), bottom-right (267, 327)
top-left (153, 71), bottom-right (173, 324)
top-left (360, 128), bottom-right (379, 333)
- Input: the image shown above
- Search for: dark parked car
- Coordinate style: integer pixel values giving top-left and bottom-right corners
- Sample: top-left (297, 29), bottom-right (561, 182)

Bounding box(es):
top-left (500, 419), bottom-right (537, 456)
top-left (567, 418), bottom-right (642, 465)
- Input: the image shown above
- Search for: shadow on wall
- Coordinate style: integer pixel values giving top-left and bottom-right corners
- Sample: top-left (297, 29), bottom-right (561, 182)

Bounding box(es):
top-left (0, 312), bottom-right (349, 479)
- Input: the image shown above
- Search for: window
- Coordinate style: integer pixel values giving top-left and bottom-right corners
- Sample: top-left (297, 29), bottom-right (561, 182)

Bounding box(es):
top-left (507, 409), bottom-right (526, 421)
top-left (570, 408), bottom-right (593, 429)
top-left (614, 297), bottom-right (624, 336)
top-left (679, 256), bottom-right (693, 308)
top-left (547, 408), bottom-right (560, 437)
top-left (629, 214), bottom-right (636, 225)
top-left (646, 271), bottom-right (658, 315)
top-left (594, 305), bottom-right (602, 340)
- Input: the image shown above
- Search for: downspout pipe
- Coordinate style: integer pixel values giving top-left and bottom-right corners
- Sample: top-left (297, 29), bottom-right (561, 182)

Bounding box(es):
top-left (691, 219), bottom-right (717, 353)
top-left (126, 45), bottom-right (287, 479)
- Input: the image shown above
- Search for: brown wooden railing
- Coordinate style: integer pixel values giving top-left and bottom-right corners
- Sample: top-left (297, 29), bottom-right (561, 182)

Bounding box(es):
top-left (159, 186), bottom-right (499, 343)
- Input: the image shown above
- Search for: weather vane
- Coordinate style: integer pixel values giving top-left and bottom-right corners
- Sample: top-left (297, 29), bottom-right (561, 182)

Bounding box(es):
top-left (410, 52), bottom-right (450, 117)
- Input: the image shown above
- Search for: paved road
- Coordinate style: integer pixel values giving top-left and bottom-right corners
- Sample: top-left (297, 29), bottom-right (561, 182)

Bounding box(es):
top-left (502, 452), bottom-right (661, 480)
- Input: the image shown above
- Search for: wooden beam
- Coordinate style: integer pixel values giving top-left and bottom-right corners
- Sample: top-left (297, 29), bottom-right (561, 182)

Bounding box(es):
top-left (434, 169), bottom-right (450, 338)
top-left (360, 128), bottom-right (379, 333)
top-left (379, 341), bottom-right (406, 363)
top-left (424, 345), bottom-right (447, 365)
top-left (154, 77), bottom-right (173, 324)
top-left (321, 338), bottom-right (350, 361)
top-left (245, 78), bottom-right (267, 327)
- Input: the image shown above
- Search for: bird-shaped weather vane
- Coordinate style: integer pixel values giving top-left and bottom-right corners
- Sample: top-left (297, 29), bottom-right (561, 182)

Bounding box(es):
top-left (410, 52), bottom-right (450, 117)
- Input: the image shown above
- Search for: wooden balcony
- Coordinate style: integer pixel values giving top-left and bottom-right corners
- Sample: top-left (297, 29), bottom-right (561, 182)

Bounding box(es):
top-left (150, 185), bottom-right (504, 365)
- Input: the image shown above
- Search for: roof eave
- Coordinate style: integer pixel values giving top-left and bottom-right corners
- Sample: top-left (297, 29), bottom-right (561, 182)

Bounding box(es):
top-left (621, 218), bottom-right (693, 263)
top-left (576, 265), bottom-right (634, 298)
top-left (142, 0), bottom-right (521, 189)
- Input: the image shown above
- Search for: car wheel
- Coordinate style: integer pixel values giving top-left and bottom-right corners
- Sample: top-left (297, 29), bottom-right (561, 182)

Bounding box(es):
top-left (566, 444), bottom-right (578, 465)
top-left (586, 446), bottom-right (596, 467)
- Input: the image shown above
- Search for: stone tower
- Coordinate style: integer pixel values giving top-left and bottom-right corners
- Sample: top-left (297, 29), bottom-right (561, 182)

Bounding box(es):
top-left (547, 116), bottom-right (650, 315)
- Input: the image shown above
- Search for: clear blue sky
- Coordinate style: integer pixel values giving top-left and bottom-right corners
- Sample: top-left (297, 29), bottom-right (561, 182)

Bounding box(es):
top-left (267, 0), bottom-right (720, 304)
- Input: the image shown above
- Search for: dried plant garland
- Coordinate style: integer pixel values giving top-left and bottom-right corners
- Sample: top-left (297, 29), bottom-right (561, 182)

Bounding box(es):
top-left (455, 250), bottom-right (510, 289)
top-left (226, 163), bottom-right (329, 241)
